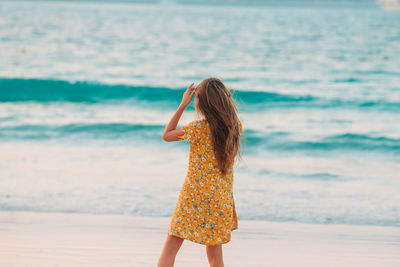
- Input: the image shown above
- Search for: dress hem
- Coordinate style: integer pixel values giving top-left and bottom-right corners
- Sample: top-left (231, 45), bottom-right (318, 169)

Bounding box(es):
top-left (167, 226), bottom-right (238, 246)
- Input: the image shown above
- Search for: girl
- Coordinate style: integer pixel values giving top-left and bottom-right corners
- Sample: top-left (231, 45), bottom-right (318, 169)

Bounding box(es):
top-left (157, 77), bottom-right (243, 267)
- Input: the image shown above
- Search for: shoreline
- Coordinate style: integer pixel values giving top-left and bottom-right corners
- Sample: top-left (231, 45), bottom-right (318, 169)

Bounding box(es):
top-left (1, 210), bottom-right (399, 266)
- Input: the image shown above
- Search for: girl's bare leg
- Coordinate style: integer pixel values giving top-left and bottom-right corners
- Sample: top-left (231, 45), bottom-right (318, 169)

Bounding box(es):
top-left (206, 244), bottom-right (224, 267)
top-left (157, 234), bottom-right (184, 267)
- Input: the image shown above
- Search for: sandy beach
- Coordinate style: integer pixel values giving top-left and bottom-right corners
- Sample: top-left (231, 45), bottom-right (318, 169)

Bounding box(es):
top-left (0, 210), bottom-right (399, 267)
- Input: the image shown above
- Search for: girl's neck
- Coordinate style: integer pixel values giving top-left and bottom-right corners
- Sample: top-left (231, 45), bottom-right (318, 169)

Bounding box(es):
top-left (195, 112), bottom-right (206, 121)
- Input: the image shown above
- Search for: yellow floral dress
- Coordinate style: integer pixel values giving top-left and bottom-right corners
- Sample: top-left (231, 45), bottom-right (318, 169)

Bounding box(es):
top-left (168, 118), bottom-right (243, 245)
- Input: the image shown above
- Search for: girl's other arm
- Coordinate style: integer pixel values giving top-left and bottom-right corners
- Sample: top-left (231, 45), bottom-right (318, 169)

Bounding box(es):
top-left (162, 83), bottom-right (196, 142)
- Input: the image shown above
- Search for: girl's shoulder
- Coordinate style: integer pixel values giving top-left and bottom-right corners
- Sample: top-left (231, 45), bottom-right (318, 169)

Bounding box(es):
top-left (184, 119), bottom-right (207, 134)
top-left (192, 118), bottom-right (207, 127)
top-left (192, 119), bottom-right (241, 132)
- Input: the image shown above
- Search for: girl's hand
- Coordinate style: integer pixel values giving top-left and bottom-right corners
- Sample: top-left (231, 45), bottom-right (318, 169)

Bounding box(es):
top-left (180, 82), bottom-right (196, 108)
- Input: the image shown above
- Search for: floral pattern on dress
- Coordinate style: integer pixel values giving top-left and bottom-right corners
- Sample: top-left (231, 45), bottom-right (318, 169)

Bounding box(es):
top-left (167, 119), bottom-right (243, 245)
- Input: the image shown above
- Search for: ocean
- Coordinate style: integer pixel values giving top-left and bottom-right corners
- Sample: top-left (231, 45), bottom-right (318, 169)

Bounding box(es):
top-left (0, 1), bottom-right (399, 227)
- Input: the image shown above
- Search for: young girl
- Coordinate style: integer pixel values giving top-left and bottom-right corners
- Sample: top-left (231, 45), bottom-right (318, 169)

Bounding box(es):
top-left (157, 77), bottom-right (243, 267)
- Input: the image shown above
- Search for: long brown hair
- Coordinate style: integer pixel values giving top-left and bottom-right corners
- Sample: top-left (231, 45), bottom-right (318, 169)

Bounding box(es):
top-left (195, 77), bottom-right (242, 176)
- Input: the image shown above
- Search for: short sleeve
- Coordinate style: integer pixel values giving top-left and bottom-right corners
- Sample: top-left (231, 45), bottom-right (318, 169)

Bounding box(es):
top-left (178, 120), bottom-right (199, 143)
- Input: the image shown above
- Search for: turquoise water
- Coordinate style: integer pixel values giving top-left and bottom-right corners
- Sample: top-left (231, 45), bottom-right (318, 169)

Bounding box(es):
top-left (0, 1), bottom-right (399, 226)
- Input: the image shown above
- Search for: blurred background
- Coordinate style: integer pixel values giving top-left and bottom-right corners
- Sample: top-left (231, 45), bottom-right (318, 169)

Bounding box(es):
top-left (0, 0), bottom-right (399, 227)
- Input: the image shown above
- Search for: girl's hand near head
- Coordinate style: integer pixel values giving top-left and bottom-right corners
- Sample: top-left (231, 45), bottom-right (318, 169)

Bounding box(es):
top-left (180, 82), bottom-right (196, 108)
top-left (162, 82), bottom-right (196, 142)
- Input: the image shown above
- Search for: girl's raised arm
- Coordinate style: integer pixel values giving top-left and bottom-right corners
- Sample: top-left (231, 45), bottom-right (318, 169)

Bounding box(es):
top-left (162, 83), bottom-right (196, 142)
